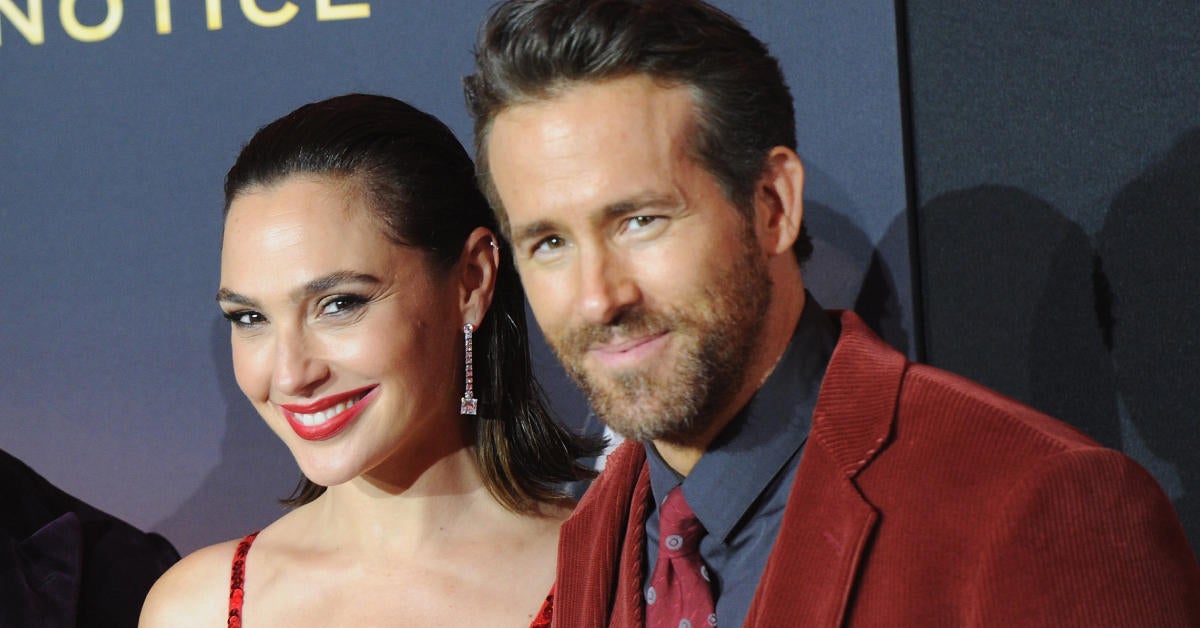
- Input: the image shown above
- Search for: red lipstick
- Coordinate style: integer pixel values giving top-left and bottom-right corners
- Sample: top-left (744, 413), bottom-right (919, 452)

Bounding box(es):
top-left (279, 385), bottom-right (379, 441)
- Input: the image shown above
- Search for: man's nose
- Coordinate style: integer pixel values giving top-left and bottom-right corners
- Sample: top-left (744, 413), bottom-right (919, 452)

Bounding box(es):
top-left (576, 246), bottom-right (642, 325)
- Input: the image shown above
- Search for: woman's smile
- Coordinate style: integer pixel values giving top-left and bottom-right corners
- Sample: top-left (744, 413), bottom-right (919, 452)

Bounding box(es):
top-left (279, 384), bottom-right (379, 441)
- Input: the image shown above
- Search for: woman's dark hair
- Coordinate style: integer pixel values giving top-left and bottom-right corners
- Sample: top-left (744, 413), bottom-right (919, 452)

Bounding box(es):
top-left (224, 93), bottom-right (602, 513)
top-left (464, 0), bottom-right (812, 263)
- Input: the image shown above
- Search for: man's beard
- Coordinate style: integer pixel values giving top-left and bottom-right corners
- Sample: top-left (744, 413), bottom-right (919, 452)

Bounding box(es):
top-left (549, 236), bottom-right (772, 444)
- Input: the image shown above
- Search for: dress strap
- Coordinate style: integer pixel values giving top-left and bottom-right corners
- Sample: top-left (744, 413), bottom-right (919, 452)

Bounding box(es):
top-left (529, 585), bottom-right (554, 628)
top-left (228, 531), bottom-right (260, 628)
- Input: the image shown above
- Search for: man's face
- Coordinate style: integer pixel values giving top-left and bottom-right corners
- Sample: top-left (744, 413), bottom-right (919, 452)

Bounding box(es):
top-left (486, 75), bottom-right (772, 443)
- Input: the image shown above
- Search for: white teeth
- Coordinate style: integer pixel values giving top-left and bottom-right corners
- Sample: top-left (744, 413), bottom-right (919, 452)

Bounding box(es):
top-left (290, 396), bottom-right (361, 427)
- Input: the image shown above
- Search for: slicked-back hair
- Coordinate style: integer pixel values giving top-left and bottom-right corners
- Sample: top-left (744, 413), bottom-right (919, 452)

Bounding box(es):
top-left (464, 0), bottom-right (813, 262)
top-left (224, 93), bottom-right (601, 512)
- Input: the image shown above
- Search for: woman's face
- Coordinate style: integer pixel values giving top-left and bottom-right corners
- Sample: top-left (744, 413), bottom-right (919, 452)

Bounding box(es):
top-left (218, 175), bottom-right (466, 488)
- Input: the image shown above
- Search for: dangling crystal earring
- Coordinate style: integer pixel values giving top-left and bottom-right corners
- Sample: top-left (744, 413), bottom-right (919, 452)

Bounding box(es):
top-left (460, 323), bottom-right (478, 415)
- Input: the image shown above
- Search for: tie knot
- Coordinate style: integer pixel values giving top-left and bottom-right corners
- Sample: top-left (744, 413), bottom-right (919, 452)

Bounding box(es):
top-left (659, 487), bottom-right (705, 556)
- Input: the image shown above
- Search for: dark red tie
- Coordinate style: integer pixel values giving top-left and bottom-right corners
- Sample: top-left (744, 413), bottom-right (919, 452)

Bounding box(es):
top-left (646, 486), bottom-right (717, 628)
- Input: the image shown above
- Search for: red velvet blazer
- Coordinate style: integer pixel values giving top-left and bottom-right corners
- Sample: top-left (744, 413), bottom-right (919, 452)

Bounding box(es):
top-left (553, 312), bottom-right (1200, 627)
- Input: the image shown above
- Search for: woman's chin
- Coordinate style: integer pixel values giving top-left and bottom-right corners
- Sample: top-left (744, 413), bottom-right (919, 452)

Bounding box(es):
top-left (290, 456), bottom-right (364, 490)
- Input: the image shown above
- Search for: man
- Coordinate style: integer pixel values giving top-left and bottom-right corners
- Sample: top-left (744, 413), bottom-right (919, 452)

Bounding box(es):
top-left (464, 0), bottom-right (1200, 625)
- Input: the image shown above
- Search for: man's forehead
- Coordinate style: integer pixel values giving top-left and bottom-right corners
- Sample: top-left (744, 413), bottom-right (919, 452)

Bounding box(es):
top-left (489, 76), bottom-right (696, 147)
top-left (486, 76), bottom-right (699, 218)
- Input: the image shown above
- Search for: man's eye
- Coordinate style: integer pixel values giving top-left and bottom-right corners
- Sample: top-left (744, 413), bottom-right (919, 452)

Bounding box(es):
top-left (532, 235), bottom-right (569, 256)
top-left (320, 295), bottom-right (367, 316)
top-left (628, 216), bottom-right (659, 230)
top-left (223, 310), bottom-right (265, 327)
top-left (623, 215), bottom-right (667, 239)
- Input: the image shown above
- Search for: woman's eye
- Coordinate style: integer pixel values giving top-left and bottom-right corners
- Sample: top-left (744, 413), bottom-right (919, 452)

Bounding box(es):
top-left (320, 295), bottom-right (366, 316)
top-left (223, 310), bottom-right (265, 327)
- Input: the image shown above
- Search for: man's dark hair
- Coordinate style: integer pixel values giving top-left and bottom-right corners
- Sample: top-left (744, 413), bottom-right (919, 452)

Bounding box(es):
top-left (464, 0), bottom-right (812, 262)
top-left (224, 93), bottom-right (601, 512)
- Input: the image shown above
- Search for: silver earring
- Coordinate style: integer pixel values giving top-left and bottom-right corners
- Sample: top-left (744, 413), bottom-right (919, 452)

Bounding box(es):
top-left (460, 323), bottom-right (478, 415)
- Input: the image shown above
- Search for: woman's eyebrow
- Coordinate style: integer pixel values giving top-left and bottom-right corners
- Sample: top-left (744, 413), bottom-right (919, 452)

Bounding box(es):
top-left (215, 288), bottom-right (255, 307)
top-left (294, 271), bottom-right (381, 301)
top-left (215, 271), bottom-right (381, 306)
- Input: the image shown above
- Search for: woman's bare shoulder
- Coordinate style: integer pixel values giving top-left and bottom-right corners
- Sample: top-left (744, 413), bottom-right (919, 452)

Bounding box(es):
top-left (139, 537), bottom-right (245, 628)
top-left (531, 496), bottom-right (576, 529)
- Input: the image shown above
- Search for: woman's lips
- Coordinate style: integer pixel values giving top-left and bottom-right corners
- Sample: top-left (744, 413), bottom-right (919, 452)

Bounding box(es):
top-left (279, 385), bottom-right (379, 441)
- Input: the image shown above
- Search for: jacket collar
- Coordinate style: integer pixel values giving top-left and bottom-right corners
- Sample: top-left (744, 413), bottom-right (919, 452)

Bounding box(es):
top-left (747, 311), bottom-right (907, 626)
top-left (555, 441), bottom-right (648, 627)
top-left (811, 311), bottom-right (907, 479)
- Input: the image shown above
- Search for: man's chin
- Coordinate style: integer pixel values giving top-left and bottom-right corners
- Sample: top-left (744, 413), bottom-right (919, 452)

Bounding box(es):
top-left (605, 416), bottom-right (706, 446)
top-left (569, 355), bottom-right (706, 441)
top-left (589, 392), bottom-right (701, 444)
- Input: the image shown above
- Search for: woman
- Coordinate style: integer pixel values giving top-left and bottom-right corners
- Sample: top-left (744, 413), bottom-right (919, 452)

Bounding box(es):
top-left (141, 94), bottom-right (600, 627)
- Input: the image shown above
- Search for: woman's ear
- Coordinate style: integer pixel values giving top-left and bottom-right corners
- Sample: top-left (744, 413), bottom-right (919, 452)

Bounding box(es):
top-left (458, 226), bottom-right (501, 326)
top-left (754, 146), bottom-right (805, 257)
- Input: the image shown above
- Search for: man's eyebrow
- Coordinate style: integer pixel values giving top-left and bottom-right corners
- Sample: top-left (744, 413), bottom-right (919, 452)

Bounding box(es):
top-left (595, 193), bottom-right (678, 223)
top-left (510, 193), bottom-right (680, 244)
top-left (511, 219), bottom-right (560, 245)
top-left (215, 272), bottom-right (381, 305)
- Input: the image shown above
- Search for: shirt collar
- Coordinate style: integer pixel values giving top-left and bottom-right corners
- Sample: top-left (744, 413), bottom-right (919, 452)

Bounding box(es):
top-left (646, 294), bottom-right (837, 542)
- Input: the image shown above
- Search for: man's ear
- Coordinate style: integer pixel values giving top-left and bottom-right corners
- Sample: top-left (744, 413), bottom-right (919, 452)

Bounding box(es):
top-left (458, 226), bottom-right (501, 326)
top-left (754, 146), bottom-right (805, 257)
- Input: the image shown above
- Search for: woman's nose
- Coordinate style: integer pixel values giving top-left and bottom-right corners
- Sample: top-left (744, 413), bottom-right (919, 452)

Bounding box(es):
top-left (271, 329), bottom-right (330, 398)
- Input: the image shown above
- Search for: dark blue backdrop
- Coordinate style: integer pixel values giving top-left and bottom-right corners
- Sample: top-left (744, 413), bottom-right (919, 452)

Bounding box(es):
top-left (0, 1), bottom-right (909, 554)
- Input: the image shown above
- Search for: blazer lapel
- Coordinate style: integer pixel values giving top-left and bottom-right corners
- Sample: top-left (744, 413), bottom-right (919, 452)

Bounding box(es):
top-left (746, 311), bottom-right (907, 627)
top-left (747, 442), bottom-right (879, 626)
top-left (610, 462), bottom-right (652, 628)
top-left (556, 442), bottom-right (648, 628)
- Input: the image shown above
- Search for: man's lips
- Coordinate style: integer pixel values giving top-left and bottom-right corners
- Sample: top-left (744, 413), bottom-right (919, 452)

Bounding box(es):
top-left (278, 385), bottom-right (379, 441)
top-left (588, 332), bottom-right (669, 367)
